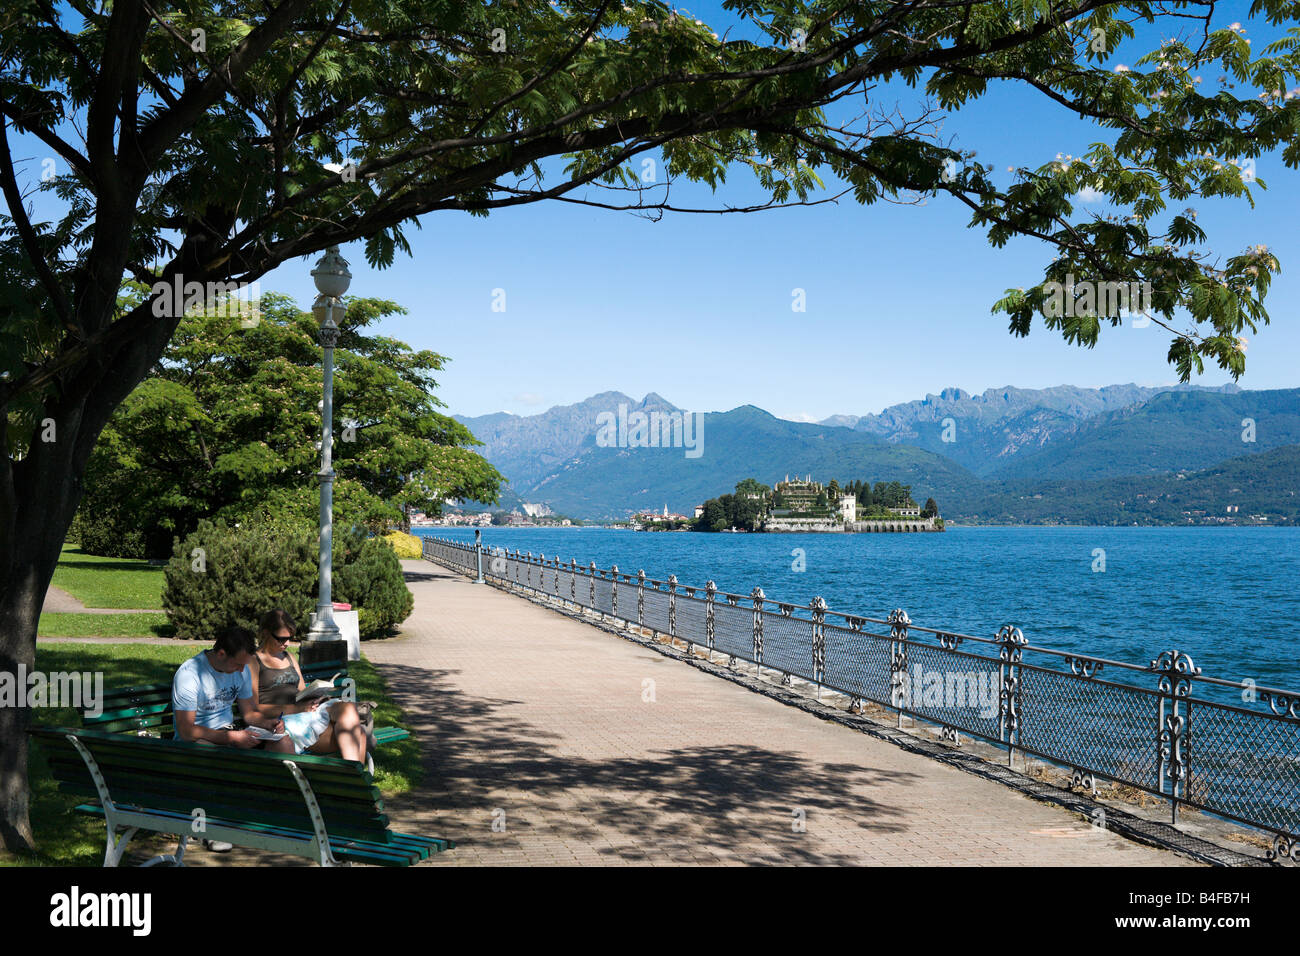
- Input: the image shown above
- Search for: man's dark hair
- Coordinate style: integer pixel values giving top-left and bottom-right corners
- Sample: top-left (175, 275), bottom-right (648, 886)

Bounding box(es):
top-left (213, 626), bottom-right (257, 657)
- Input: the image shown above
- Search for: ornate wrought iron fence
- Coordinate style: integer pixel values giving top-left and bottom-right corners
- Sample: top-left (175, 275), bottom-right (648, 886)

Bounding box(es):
top-left (421, 534), bottom-right (1300, 858)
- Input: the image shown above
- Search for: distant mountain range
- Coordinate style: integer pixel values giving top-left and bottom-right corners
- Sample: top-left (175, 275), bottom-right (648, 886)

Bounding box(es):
top-left (821, 383), bottom-right (1244, 476)
top-left (454, 384), bottom-right (1300, 523)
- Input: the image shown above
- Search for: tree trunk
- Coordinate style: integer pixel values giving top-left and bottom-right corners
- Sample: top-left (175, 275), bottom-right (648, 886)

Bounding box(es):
top-left (0, 430), bottom-right (85, 854)
top-left (0, 299), bottom-right (183, 852)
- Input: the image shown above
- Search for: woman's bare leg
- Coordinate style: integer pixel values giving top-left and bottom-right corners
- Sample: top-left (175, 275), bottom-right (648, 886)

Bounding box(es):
top-left (307, 703), bottom-right (366, 764)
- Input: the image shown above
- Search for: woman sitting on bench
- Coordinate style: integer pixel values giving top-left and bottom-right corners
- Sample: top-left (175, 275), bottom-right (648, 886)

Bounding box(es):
top-left (248, 609), bottom-right (369, 766)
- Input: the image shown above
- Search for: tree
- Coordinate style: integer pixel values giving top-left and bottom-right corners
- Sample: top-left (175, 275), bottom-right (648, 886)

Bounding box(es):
top-left (79, 293), bottom-right (502, 557)
top-left (718, 494), bottom-right (737, 529)
top-left (923, 497), bottom-right (939, 518)
top-left (858, 482), bottom-right (873, 510)
top-left (827, 479), bottom-right (841, 500)
top-left (0, 0), bottom-right (1297, 852)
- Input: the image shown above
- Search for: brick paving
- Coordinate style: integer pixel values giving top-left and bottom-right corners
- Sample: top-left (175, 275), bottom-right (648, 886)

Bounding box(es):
top-left (358, 560), bottom-right (1193, 867)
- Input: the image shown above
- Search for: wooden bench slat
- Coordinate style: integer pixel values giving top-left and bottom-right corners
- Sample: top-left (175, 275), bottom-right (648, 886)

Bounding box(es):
top-left (43, 759), bottom-right (389, 823)
top-left (72, 805), bottom-right (437, 867)
top-left (42, 739), bottom-right (383, 791)
top-left (46, 771), bottom-right (394, 844)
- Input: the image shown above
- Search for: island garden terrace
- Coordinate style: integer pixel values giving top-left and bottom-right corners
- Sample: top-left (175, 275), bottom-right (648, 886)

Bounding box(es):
top-left (422, 535), bottom-right (1300, 861)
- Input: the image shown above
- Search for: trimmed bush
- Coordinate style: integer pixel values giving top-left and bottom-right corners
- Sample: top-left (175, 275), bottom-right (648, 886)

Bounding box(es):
top-left (334, 536), bottom-right (414, 639)
top-left (162, 519), bottom-right (317, 640)
top-left (76, 508), bottom-right (147, 560)
top-left (163, 519), bottom-right (414, 641)
top-left (383, 530), bottom-right (423, 559)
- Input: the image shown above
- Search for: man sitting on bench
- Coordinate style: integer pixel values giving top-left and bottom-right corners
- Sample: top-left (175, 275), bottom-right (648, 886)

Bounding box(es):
top-left (172, 625), bottom-right (295, 754)
top-left (173, 625), bottom-right (296, 853)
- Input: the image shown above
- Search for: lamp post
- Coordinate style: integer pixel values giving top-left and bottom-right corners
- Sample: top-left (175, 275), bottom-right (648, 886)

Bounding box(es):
top-left (304, 246), bottom-right (350, 661)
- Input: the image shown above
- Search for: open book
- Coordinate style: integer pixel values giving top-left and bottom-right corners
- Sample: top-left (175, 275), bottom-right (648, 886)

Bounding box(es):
top-left (245, 725), bottom-right (287, 741)
top-left (295, 673), bottom-right (345, 704)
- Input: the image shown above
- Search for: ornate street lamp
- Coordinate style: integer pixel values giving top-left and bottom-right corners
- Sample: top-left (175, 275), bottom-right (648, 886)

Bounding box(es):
top-left (305, 246), bottom-right (350, 656)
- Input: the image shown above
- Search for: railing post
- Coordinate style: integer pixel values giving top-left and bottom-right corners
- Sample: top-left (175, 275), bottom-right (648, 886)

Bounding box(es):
top-left (995, 624), bottom-right (1027, 766)
top-left (552, 557), bottom-right (560, 599)
top-left (751, 587), bottom-right (764, 675)
top-left (610, 566), bottom-right (619, 620)
top-left (811, 597), bottom-right (827, 701)
top-left (637, 570), bottom-right (645, 629)
top-left (474, 529), bottom-right (484, 583)
top-left (705, 581), bottom-right (716, 658)
top-left (888, 609), bottom-right (911, 728)
top-left (668, 575), bottom-right (680, 652)
top-left (1153, 649), bottom-right (1199, 825)
top-left (588, 561), bottom-right (596, 609)
top-left (569, 558), bottom-right (577, 606)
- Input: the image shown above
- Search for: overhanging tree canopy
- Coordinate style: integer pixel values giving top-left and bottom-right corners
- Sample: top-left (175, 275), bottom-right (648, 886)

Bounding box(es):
top-left (78, 291), bottom-right (502, 558)
top-left (2, 0), bottom-right (1299, 851)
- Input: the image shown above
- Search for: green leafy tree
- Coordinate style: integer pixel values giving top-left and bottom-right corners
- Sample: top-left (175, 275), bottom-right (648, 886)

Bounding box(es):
top-left (77, 293), bottom-right (501, 557)
top-left (732, 477), bottom-right (771, 529)
top-left (697, 498), bottom-right (728, 533)
top-left (2, 0), bottom-right (1299, 853)
top-left (923, 497), bottom-right (939, 518)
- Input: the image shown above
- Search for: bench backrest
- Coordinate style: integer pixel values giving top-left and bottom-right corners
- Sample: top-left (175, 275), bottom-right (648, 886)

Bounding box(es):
top-left (31, 726), bottom-right (392, 844)
top-left (85, 659), bottom-right (348, 736)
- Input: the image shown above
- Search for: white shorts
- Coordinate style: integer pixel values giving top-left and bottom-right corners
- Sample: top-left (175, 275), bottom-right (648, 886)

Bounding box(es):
top-left (281, 700), bottom-right (339, 754)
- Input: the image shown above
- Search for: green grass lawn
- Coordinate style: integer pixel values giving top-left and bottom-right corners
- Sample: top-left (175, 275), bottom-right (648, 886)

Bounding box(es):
top-left (38, 611), bottom-right (175, 638)
top-left (7, 643), bottom-right (422, 867)
top-left (49, 545), bottom-right (166, 609)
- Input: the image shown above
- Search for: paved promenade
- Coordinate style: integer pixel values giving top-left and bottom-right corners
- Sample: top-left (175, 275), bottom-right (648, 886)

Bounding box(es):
top-left (369, 561), bottom-right (1191, 866)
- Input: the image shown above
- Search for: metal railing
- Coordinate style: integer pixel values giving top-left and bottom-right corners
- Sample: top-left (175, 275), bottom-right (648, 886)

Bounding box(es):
top-left (422, 534), bottom-right (1300, 859)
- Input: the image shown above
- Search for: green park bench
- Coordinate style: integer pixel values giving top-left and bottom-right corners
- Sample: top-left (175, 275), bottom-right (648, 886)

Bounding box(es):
top-left (83, 659), bottom-right (411, 766)
top-left (30, 726), bottom-right (452, 866)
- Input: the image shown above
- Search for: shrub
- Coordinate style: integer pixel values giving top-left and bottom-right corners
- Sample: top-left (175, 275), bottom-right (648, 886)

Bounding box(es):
top-left (334, 536), bottom-right (414, 639)
top-left (163, 519), bottom-right (414, 641)
top-left (76, 508), bottom-right (147, 559)
top-left (162, 519), bottom-right (317, 640)
top-left (383, 530), bottom-right (423, 559)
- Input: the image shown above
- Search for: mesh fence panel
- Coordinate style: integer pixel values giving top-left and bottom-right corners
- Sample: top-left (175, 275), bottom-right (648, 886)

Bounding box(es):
top-left (711, 600), bottom-right (753, 658)
top-left (592, 575), bottom-right (614, 615)
top-left (759, 610), bottom-right (813, 677)
top-left (821, 623), bottom-right (891, 702)
top-left (1187, 702), bottom-right (1300, 835)
top-left (902, 642), bottom-right (1002, 742)
top-left (641, 585), bottom-right (672, 634)
top-left (675, 592), bottom-right (708, 644)
top-left (1018, 665), bottom-right (1158, 790)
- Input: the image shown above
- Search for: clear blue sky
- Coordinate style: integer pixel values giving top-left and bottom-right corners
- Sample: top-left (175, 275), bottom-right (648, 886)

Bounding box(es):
top-left (22, 1), bottom-right (1300, 421)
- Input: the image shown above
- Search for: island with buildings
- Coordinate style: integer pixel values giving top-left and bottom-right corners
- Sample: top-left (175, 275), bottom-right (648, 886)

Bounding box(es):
top-left (634, 476), bottom-right (944, 532)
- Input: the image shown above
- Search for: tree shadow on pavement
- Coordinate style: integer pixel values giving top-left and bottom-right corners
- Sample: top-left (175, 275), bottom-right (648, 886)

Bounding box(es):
top-left (376, 661), bottom-right (922, 865)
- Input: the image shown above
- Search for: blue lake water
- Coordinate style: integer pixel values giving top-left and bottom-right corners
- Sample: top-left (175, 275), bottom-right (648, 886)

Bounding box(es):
top-left (416, 525), bottom-right (1300, 691)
